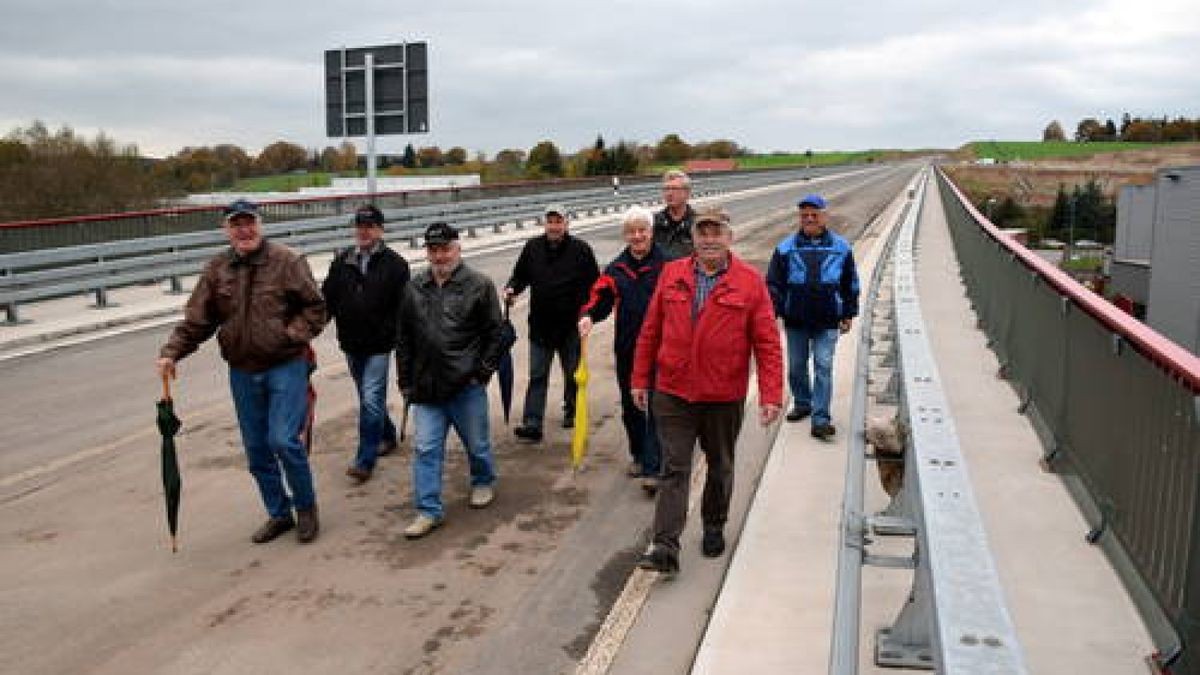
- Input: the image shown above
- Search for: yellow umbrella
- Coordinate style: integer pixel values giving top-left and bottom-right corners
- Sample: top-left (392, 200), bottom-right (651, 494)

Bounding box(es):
top-left (571, 335), bottom-right (590, 471)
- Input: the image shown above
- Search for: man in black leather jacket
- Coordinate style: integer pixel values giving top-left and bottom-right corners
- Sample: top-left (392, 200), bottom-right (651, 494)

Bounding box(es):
top-left (395, 222), bottom-right (503, 538)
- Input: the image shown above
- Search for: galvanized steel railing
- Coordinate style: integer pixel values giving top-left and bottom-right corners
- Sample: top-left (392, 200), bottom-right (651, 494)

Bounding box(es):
top-left (936, 166), bottom-right (1200, 673)
top-left (830, 168), bottom-right (1028, 673)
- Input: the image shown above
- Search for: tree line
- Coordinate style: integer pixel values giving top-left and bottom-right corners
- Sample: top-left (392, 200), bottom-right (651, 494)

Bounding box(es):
top-left (977, 179), bottom-right (1115, 246)
top-left (0, 121), bottom-right (747, 221)
top-left (1042, 114), bottom-right (1200, 143)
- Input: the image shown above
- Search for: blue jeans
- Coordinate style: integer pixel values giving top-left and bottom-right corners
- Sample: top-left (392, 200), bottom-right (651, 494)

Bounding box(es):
top-left (229, 358), bottom-right (316, 519)
top-left (345, 352), bottom-right (397, 471)
top-left (786, 327), bottom-right (840, 426)
top-left (521, 335), bottom-right (580, 430)
top-left (411, 384), bottom-right (497, 519)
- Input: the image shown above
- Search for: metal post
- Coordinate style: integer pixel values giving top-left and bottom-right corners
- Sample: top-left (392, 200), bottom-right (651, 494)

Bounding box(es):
top-left (365, 52), bottom-right (377, 198)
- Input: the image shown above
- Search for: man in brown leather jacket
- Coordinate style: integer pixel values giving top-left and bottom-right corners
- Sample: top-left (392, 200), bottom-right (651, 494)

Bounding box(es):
top-left (157, 199), bottom-right (327, 545)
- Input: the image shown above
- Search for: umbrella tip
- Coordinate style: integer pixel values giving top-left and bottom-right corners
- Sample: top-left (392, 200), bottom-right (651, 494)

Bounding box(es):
top-left (171, 537), bottom-right (178, 553)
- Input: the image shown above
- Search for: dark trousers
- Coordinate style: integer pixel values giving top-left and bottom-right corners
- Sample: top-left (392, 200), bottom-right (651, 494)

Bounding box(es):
top-left (651, 392), bottom-right (745, 555)
top-left (616, 349), bottom-right (661, 476)
top-left (521, 334), bottom-right (580, 430)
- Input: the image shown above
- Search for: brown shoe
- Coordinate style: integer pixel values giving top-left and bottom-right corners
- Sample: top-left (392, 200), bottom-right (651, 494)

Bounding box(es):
top-left (346, 465), bottom-right (372, 485)
top-left (641, 477), bottom-right (659, 496)
top-left (296, 506), bottom-right (320, 543)
top-left (251, 515), bottom-right (294, 544)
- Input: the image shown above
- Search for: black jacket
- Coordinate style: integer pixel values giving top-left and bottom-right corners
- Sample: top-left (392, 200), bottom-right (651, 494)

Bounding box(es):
top-left (580, 244), bottom-right (669, 357)
top-left (505, 233), bottom-right (599, 345)
top-left (653, 204), bottom-right (696, 259)
top-left (322, 244), bottom-right (410, 355)
top-left (396, 263), bottom-right (503, 404)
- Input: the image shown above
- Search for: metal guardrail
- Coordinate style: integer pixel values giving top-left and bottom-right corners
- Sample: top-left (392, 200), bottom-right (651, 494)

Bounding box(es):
top-left (830, 169), bottom-right (1029, 673)
top-left (0, 168), bottom-right (826, 324)
top-left (936, 167), bottom-right (1200, 673)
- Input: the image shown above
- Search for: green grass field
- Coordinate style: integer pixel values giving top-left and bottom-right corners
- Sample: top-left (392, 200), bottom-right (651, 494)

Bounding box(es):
top-left (967, 140), bottom-right (1165, 162)
top-left (230, 172), bottom-right (334, 192)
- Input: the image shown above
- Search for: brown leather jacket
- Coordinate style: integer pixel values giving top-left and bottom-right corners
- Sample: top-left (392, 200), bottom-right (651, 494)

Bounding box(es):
top-left (161, 240), bottom-right (327, 372)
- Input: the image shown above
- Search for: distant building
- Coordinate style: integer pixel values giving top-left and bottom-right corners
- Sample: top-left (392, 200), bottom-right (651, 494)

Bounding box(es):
top-left (1110, 166), bottom-right (1200, 354)
top-left (683, 159), bottom-right (737, 172)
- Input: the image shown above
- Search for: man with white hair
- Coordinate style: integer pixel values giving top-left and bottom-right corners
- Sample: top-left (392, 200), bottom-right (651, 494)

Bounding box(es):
top-left (157, 199), bottom-right (327, 545)
top-left (653, 169), bottom-right (697, 258)
top-left (578, 206), bottom-right (670, 493)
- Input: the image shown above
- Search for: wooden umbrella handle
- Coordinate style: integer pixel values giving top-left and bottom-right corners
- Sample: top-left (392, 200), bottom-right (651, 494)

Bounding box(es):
top-left (161, 371), bottom-right (172, 401)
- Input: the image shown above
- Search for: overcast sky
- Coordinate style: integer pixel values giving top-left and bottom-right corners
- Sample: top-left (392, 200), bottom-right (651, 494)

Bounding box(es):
top-left (1, 0), bottom-right (1196, 158)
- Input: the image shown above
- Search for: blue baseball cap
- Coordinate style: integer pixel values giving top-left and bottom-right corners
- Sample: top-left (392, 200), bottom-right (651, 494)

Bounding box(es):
top-left (223, 199), bottom-right (260, 220)
top-left (797, 194), bottom-right (827, 210)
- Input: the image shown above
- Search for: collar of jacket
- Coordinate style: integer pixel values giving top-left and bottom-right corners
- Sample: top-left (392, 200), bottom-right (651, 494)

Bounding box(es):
top-left (615, 243), bottom-right (665, 272)
top-left (794, 229), bottom-right (832, 247)
top-left (338, 241), bottom-right (386, 265)
top-left (227, 239), bottom-right (270, 267)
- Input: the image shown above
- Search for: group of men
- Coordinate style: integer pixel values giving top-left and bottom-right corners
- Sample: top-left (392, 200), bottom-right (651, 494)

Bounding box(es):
top-left (155, 170), bottom-right (860, 579)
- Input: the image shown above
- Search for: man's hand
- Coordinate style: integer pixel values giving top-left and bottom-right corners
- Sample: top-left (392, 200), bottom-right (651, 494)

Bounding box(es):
top-left (578, 316), bottom-right (593, 337)
top-left (838, 318), bottom-right (853, 334)
top-left (632, 389), bottom-right (649, 411)
top-left (759, 403), bottom-right (782, 426)
top-left (156, 357), bottom-right (176, 380)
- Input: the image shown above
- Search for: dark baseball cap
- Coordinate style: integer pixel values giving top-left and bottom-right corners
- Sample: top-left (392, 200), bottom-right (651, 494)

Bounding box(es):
top-left (223, 199), bottom-right (260, 220)
top-left (423, 222), bottom-right (460, 246)
top-left (797, 194), bottom-right (827, 210)
top-left (353, 205), bottom-right (385, 226)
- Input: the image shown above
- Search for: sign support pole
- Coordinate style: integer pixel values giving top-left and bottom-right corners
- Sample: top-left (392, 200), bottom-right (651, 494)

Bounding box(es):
top-left (365, 52), bottom-right (377, 197)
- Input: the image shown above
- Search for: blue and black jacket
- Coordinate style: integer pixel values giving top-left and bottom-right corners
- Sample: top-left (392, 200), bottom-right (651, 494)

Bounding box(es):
top-left (766, 229), bottom-right (860, 330)
top-left (580, 244), bottom-right (669, 357)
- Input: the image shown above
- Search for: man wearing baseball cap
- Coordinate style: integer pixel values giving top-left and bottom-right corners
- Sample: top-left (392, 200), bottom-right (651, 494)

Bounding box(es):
top-left (157, 198), bottom-right (328, 544)
top-left (503, 204), bottom-right (599, 442)
top-left (631, 205), bottom-right (783, 575)
top-left (766, 193), bottom-right (860, 440)
top-left (395, 222), bottom-right (503, 538)
top-left (322, 204), bottom-right (410, 485)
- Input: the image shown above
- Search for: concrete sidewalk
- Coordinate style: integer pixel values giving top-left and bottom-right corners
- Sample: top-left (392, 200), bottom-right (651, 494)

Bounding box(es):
top-left (688, 177), bottom-right (1153, 673)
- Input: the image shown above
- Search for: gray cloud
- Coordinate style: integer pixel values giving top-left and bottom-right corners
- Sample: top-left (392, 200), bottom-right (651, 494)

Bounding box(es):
top-left (1, 0), bottom-right (1195, 157)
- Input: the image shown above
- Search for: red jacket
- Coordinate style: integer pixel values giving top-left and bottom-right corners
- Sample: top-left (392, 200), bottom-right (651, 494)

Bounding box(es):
top-left (632, 253), bottom-right (783, 406)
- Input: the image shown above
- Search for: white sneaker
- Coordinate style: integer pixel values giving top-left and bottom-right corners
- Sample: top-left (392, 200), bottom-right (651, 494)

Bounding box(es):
top-left (469, 484), bottom-right (495, 509)
top-left (403, 514), bottom-right (442, 539)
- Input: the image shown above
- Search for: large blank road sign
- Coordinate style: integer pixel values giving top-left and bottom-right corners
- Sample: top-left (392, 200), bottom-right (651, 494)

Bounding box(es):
top-left (325, 43), bottom-right (428, 137)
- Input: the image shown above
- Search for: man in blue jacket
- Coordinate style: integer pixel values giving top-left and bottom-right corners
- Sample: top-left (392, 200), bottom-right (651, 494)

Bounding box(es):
top-left (766, 194), bottom-right (859, 440)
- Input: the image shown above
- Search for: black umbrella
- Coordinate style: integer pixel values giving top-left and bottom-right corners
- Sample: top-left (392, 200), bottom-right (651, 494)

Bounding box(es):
top-left (497, 300), bottom-right (518, 425)
top-left (156, 373), bottom-right (182, 553)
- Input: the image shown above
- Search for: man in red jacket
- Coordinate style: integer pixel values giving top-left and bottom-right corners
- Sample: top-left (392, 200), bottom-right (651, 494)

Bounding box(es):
top-left (631, 205), bottom-right (783, 576)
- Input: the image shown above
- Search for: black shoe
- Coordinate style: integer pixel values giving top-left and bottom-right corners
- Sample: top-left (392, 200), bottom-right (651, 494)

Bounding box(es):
top-left (637, 545), bottom-right (680, 576)
top-left (561, 416), bottom-right (575, 430)
top-left (811, 423), bottom-right (836, 440)
top-left (514, 425), bottom-right (543, 443)
top-left (251, 515), bottom-right (295, 544)
top-left (346, 464), bottom-right (372, 485)
top-left (377, 440), bottom-right (398, 457)
top-left (786, 406), bottom-right (812, 422)
top-left (701, 526), bottom-right (726, 557)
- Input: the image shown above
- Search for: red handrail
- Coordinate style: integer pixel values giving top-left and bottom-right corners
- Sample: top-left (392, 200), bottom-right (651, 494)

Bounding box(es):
top-left (937, 166), bottom-right (1200, 392)
top-left (0, 172), bottom-right (649, 231)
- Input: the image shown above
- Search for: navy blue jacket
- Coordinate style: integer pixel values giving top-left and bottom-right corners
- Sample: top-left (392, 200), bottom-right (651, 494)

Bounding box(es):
top-left (581, 244), bottom-right (669, 357)
top-left (766, 229), bottom-right (860, 329)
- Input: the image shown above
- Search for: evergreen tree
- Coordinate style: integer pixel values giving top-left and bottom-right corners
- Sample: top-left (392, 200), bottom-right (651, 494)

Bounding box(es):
top-left (401, 143), bottom-right (417, 168)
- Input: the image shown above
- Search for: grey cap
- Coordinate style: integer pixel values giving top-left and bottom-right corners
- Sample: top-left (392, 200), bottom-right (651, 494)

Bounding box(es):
top-left (543, 203), bottom-right (568, 220)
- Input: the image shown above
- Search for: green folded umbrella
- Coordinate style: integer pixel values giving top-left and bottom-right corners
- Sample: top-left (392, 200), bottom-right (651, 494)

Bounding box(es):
top-left (156, 374), bottom-right (182, 553)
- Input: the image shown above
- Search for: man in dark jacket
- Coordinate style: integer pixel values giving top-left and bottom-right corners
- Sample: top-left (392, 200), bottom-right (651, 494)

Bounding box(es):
top-left (322, 204), bottom-right (410, 485)
top-left (396, 222), bottom-right (503, 539)
top-left (653, 169), bottom-right (696, 258)
top-left (578, 206), bottom-right (669, 493)
top-left (157, 199), bottom-right (327, 544)
top-left (765, 194), bottom-right (860, 440)
top-left (503, 204), bottom-right (599, 442)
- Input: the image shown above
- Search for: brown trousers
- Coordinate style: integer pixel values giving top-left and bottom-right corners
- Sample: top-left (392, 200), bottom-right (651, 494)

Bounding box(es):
top-left (650, 393), bottom-right (745, 554)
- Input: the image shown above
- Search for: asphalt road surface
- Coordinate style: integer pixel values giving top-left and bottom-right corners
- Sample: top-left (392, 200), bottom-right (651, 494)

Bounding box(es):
top-left (0, 164), bottom-right (918, 675)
